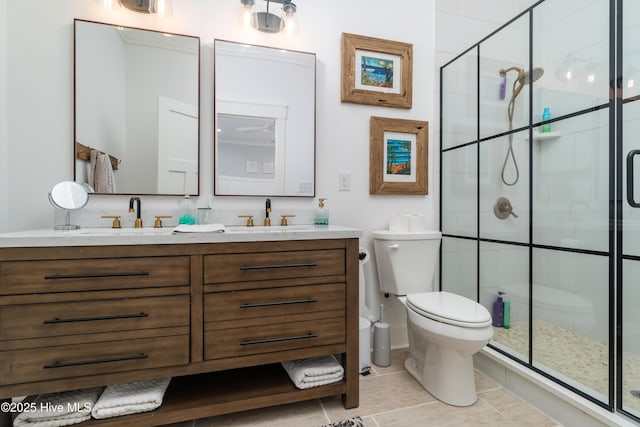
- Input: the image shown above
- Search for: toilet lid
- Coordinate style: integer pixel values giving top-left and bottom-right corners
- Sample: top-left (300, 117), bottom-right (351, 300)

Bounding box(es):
top-left (406, 291), bottom-right (492, 328)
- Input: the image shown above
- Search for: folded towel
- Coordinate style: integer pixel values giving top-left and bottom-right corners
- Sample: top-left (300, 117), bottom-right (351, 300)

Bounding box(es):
top-left (13, 387), bottom-right (102, 427)
top-left (91, 378), bottom-right (171, 420)
top-left (89, 149), bottom-right (117, 193)
top-left (281, 355), bottom-right (344, 390)
top-left (172, 224), bottom-right (225, 233)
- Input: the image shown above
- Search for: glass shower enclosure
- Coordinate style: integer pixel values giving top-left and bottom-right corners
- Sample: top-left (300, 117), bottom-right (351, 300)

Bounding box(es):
top-left (440, 0), bottom-right (640, 420)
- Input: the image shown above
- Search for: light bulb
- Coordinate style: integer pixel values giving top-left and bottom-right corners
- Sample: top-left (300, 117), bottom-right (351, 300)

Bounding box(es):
top-left (244, 8), bottom-right (253, 28)
top-left (282, 2), bottom-right (296, 34)
top-left (284, 13), bottom-right (295, 35)
top-left (101, 0), bottom-right (120, 11)
top-left (587, 73), bottom-right (595, 84)
top-left (153, 0), bottom-right (172, 17)
top-left (628, 79), bottom-right (635, 89)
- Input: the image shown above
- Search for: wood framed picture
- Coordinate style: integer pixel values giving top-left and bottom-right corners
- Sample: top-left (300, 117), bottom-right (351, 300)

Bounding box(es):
top-left (369, 116), bottom-right (428, 195)
top-left (341, 33), bottom-right (413, 109)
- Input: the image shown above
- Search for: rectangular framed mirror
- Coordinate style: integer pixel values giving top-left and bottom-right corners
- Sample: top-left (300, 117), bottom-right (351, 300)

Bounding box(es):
top-left (74, 19), bottom-right (200, 195)
top-left (214, 40), bottom-right (315, 197)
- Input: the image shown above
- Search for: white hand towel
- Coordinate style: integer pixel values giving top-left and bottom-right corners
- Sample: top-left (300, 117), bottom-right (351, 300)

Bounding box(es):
top-left (90, 378), bottom-right (171, 420)
top-left (13, 387), bottom-right (102, 427)
top-left (281, 355), bottom-right (344, 390)
top-left (172, 224), bottom-right (225, 233)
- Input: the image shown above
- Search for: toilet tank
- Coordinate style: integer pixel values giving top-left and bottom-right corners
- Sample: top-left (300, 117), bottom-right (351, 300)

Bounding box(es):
top-left (372, 230), bottom-right (442, 295)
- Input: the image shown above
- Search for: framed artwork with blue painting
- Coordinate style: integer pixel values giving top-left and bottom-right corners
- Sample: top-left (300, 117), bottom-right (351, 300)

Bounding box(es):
top-left (370, 116), bottom-right (428, 195)
top-left (341, 33), bottom-right (413, 109)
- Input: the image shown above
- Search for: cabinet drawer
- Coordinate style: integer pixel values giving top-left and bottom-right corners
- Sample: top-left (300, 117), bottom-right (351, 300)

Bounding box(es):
top-left (204, 317), bottom-right (344, 359)
top-left (0, 295), bottom-right (190, 341)
top-left (205, 284), bottom-right (344, 322)
top-left (0, 256), bottom-right (190, 295)
top-left (204, 250), bottom-right (344, 284)
top-left (0, 335), bottom-right (189, 385)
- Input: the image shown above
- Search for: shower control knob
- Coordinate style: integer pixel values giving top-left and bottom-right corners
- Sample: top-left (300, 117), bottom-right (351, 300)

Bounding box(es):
top-left (494, 197), bottom-right (518, 220)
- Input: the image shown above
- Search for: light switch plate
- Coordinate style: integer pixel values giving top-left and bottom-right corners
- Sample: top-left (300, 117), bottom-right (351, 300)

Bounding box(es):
top-left (339, 173), bottom-right (351, 191)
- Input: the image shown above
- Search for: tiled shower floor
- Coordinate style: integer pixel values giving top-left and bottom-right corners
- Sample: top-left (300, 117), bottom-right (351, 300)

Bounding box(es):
top-left (492, 320), bottom-right (640, 415)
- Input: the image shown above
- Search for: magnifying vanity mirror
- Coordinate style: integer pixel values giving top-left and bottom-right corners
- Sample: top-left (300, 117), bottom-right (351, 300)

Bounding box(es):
top-left (49, 181), bottom-right (89, 230)
top-left (74, 19), bottom-right (200, 195)
top-left (214, 40), bottom-right (316, 197)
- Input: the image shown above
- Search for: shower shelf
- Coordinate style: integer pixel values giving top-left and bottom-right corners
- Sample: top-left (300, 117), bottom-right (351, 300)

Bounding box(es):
top-left (526, 132), bottom-right (561, 142)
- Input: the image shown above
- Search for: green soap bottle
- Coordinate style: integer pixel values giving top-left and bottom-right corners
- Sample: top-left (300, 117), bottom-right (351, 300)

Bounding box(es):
top-left (503, 296), bottom-right (511, 329)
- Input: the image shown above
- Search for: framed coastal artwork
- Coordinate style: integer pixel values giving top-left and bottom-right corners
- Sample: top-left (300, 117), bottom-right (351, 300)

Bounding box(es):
top-left (341, 33), bottom-right (413, 109)
top-left (369, 116), bottom-right (428, 195)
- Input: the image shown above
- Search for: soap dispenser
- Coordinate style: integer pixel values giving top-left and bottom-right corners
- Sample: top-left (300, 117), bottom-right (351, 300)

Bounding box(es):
top-left (178, 195), bottom-right (196, 225)
top-left (503, 293), bottom-right (511, 329)
top-left (492, 291), bottom-right (505, 327)
top-left (314, 198), bottom-right (329, 226)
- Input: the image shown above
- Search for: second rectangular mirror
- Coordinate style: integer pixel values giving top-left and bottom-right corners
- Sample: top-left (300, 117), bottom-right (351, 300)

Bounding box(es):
top-left (214, 40), bottom-right (316, 197)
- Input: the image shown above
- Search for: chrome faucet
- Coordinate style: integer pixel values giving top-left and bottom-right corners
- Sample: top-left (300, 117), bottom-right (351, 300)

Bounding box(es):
top-left (264, 198), bottom-right (271, 226)
top-left (129, 197), bottom-right (143, 228)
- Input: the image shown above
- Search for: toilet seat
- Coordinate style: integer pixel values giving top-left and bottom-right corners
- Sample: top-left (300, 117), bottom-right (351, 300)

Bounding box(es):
top-left (406, 291), bottom-right (492, 328)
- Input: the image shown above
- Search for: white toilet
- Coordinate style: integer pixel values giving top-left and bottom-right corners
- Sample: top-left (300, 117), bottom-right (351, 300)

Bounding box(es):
top-left (372, 230), bottom-right (493, 406)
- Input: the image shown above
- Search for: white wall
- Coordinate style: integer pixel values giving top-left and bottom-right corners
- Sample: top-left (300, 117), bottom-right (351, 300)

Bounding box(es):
top-left (1, 0), bottom-right (438, 348)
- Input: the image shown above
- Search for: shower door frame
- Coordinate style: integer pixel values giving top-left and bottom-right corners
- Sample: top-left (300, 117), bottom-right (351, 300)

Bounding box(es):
top-left (437, 0), bottom-right (640, 419)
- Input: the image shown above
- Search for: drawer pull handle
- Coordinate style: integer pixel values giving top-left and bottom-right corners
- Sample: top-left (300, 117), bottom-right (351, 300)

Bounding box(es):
top-left (240, 298), bottom-right (317, 308)
top-left (240, 333), bottom-right (317, 346)
top-left (43, 312), bottom-right (149, 324)
top-left (43, 353), bottom-right (148, 369)
top-left (44, 271), bottom-right (150, 280)
top-left (239, 263), bottom-right (318, 271)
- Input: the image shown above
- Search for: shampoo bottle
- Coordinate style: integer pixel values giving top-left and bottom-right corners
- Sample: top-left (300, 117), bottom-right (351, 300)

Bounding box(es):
top-left (492, 291), bottom-right (505, 327)
top-left (178, 195), bottom-right (196, 225)
top-left (541, 107), bottom-right (551, 132)
top-left (503, 293), bottom-right (511, 329)
top-left (499, 75), bottom-right (507, 100)
top-left (314, 198), bottom-right (329, 226)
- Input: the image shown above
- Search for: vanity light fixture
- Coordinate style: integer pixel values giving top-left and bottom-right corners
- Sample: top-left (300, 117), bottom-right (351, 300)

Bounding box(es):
top-left (100, 0), bottom-right (173, 16)
top-left (241, 0), bottom-right (297, 34)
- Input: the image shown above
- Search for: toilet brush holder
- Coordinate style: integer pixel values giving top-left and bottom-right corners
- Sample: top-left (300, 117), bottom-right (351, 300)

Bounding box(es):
top-left (372, 304), bottom-right (391, 367)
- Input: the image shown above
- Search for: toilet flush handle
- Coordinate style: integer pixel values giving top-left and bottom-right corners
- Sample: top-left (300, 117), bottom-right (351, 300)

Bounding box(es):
top-left (387, 244), bottom-right (400, 250)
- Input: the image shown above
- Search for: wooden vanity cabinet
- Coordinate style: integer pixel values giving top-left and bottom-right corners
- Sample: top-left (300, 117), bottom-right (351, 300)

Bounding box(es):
top-left (0, 238), bottom-right (359, 426)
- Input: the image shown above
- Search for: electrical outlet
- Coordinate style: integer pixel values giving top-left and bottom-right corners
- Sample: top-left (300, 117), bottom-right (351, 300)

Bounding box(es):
top-left (339, 173), bottom-right (351, 191)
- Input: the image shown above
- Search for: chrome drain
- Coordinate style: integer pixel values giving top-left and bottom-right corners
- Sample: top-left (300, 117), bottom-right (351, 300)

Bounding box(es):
top-left (631, 390), bottom-right (640, 399)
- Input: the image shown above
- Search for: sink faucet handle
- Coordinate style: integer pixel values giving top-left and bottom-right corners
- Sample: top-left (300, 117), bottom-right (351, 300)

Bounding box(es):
top-left (101, 215), bottom-right (122, 229)
top-left (238, 215), bottom-right (254, 227)
top-left (280, 214), bottom-right (296, 226)
top-left (154, 215), bottom-right (173, 228)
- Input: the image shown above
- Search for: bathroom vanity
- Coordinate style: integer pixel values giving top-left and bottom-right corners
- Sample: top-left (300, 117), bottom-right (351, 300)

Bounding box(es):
top-left (0, 226), bottom-right (360, 426)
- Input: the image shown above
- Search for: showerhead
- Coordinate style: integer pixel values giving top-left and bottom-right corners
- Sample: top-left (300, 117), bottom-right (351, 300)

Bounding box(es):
top-left (520, 67), bottom-right (544, 84)
top-left (499, 66), bottom-right (545, 102)
top-left (500, 66), bottom-right (545, 85)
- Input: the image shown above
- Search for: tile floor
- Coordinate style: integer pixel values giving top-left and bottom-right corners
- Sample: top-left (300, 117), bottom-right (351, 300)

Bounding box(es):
top-left (168, 348), bottom-right (562, 427)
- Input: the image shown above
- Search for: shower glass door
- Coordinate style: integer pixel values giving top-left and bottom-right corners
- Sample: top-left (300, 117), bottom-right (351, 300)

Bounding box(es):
top-left (531, 0), bottom-right (612, 406)
top-left (621, 0), bottom-right (640, 418)
top-left (441, 0), bottom-right (618, 413)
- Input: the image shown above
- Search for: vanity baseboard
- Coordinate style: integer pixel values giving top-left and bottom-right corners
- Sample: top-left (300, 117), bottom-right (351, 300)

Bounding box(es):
top-left (0, 237), bottom-right (360, 426)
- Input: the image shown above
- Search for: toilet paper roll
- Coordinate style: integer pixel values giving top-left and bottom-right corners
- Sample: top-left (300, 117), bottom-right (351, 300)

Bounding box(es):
top-left (389, 214), bottom-right (409, 232)
top-left (406, 214), bottom-right (425, 232)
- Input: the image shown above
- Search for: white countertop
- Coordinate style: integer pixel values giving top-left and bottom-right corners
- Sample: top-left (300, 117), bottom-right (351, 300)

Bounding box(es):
top-left (0, 225), bottom-right (362, 248)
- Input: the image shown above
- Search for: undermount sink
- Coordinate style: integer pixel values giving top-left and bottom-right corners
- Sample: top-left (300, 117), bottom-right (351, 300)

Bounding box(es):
top-left (78, 227), bottom-right (174, 236)
top-left (225, 225), bottom-right (318, 233)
